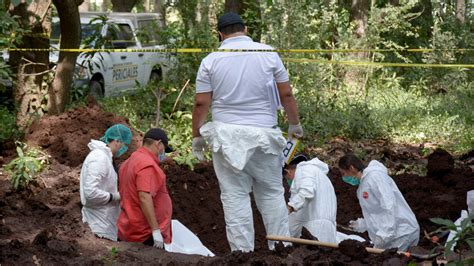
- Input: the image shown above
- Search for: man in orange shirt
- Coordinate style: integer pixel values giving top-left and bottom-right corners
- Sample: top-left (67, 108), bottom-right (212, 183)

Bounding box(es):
top-left (117, 128), bottom-right (173, 248)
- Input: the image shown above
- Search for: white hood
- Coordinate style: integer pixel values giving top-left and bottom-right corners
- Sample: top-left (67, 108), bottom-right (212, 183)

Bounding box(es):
top-left (362, 160), bottom-right (388, 177)
top-left (87, 139), bottom-right (112, 159)
top-left (298, 157), bottom-right (329, 175)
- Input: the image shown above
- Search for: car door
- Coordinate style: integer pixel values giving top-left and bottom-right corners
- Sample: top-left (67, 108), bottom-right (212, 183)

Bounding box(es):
top-left (136, 19), bottom-right (167, 84)
top-left (103, 22), bottom-right (141, 96)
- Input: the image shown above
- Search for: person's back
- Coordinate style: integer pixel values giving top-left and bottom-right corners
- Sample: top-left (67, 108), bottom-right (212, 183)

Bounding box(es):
top-left (359, 160), bottom-right (419, 250)
top-left (197, 37), bottom-right (287, 127)
top-left (192, 12), bottom-right (303, 252)
top-left (288, 158), bottom-right (337, 243)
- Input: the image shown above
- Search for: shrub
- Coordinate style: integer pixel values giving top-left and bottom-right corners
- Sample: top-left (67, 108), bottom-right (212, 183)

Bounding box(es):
top-left (4, 142), bottom-right (50, 190)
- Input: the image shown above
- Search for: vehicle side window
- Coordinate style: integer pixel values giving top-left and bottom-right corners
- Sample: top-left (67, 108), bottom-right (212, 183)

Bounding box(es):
top-left (137, 20), bottom-right (161, 47)
top-left (105, 23), bottom-right (137, 49)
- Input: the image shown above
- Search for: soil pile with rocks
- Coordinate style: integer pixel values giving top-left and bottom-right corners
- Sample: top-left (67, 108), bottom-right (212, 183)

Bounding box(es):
top-left (25, 100), bottom-right (142, 167)
top-left (1, 105), bottom-right (473, 264)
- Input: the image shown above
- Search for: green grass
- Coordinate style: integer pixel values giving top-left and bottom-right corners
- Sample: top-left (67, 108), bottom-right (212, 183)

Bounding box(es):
top-left (100, 77), bottom-right (473, 156)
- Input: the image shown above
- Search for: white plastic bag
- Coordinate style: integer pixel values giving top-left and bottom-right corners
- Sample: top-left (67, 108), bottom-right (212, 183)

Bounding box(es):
top-left (164, 220), bottom-right (215, 257)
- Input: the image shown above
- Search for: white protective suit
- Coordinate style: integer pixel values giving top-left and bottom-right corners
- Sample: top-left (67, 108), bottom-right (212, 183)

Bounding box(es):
top-left (200, 121), bottom-right (290, 252)
top-left (79, 140), bottom-right (120, 241)
top-left (357, 160), bottom-right (419, 251)
top-left (288, 158), bottom-right (337, 243)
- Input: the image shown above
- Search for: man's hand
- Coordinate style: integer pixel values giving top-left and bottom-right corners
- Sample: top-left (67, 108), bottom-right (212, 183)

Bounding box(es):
top-left (152, 229), bottom-right (164, 249)
top-left (288, 123), bottom-right (303, 140)
top-left (192, 137), bottom-right (206, 161)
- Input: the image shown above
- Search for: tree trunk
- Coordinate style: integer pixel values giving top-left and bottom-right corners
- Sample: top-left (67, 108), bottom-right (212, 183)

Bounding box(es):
top-left (455, 0), bottom-right (465, 24)
top-left (153, 0), bottom-right (166, 26)
top-left (224, 0), bottom-right (262, 42)
top-left (9, 1), bottom-right (52, 129)
top-left (78, 0), bottom-right (89, 11)
top-left (102, 0), bottom-right (110, 11)
top-left (48, 0), bottom-right (83, 115)
top-left (350, 0), bottom-right (369, 38)
top-left (344, 0), bottom-right (369, 92)
top-left (111, 0), bottom-right (139, 12)
top-left (389, 0), bottom-right (400, 6)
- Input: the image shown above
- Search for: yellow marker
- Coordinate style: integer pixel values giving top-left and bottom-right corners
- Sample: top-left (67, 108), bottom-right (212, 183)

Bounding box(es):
top-left (282, 138), bottom-right (300, 165)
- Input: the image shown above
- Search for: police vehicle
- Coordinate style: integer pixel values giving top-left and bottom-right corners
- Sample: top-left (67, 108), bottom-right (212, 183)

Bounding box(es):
top-left (51, 12), bottom-right (174, 98)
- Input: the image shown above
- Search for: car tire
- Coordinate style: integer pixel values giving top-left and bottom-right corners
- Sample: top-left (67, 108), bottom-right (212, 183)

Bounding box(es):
top-left (149, 71), bottom-right (161, 84)
top-left (89, 80), bottom-right (104, 99)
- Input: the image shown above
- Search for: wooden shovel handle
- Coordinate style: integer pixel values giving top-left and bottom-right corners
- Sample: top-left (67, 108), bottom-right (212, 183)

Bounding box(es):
top-left (267, 235), bottom-right (439, 260)
top-left (266, 235), bottom-right (386, 254)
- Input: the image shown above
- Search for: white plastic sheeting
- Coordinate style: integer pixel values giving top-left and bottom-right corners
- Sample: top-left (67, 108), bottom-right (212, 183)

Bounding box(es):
top-left (164, 220), bottom-right (214, 257)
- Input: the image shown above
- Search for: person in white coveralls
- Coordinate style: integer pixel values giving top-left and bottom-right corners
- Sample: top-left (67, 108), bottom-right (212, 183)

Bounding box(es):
top-left (338, 154), bottom-right (420, 251)
top-left (79, 124), bottom-right (132, 241)
top-left (191, 12), bottom-right (303, 252)
top-left (284, 154), bottom-right (338, 244)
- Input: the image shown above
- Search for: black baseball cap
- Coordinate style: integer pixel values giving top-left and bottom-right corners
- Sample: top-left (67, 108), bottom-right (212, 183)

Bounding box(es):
top-left (218, 12), bottom-right (245, 31)
top-left (144, 128), bottom-right (173, 153)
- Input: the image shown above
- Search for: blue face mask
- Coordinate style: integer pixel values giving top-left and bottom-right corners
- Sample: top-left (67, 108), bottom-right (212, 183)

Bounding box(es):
top-left (158, 152), bottom-right (166, 162)
top-left (115, 145), bottom-right (128, 157)
top-left (342, 176), bottom-right (360, 186)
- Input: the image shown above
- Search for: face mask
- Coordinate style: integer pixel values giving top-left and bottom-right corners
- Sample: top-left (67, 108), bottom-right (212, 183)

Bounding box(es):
top-left (342, 176), bottom-right (360, 186)
top-left (115, 145), bottom-right (128, 157)
top-left (287, 179), bottom-right (293, 187)
top-left (158, 152), bottom-right (166, 162)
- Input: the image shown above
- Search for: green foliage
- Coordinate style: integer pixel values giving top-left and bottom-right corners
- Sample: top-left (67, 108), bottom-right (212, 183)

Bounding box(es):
top-left (102, 246), bottom-right (119, 264)
top-left (161, 111), bottom-right (199, 170)
top-left (4, 142), bottom-right (50, 190)
top-left (430, 214), bottom-right (474, 263)
top-left (0, 106), bottom-right (18, 142)
top-left (0, 8), bottom-right (29, 80)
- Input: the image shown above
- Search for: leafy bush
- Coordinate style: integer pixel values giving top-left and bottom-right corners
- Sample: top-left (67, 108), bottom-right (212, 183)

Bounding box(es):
top-left (4, 142), bottom-right (50, 190)
top-left (161, 111), bottom-right (199, 170)
top-left (0, 106), bottom-right (17, 143)
top-left (430, 214), bottom-right (474, 264)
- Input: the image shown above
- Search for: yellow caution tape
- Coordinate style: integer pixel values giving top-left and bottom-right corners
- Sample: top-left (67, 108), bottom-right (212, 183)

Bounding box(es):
top-left (4, 48), bottom-right (473, 68)
top-left (5, 47), bottom-right (474, 53)
top-left (283, 58), bottom-right (474, 68)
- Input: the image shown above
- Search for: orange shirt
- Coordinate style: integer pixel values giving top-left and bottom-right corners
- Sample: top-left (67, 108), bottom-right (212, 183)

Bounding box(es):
top-left (117, 147), bottom-right (172, 243)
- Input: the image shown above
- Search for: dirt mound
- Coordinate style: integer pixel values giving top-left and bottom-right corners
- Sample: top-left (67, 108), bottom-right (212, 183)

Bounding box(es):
top-left (25, 101), bottom-right (142, 167)
top-left (427, 148), bottom-right (454, 177)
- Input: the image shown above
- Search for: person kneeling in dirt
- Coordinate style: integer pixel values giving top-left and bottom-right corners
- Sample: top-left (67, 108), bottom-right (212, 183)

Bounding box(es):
top-left (284, 154), bottom-right (338, 244)
top-left (117, 128), bottom-right (173, 249)
top-left (338, 154), bottom-right (420, 251)
top-left (80, 124), bottom-right (133, 241)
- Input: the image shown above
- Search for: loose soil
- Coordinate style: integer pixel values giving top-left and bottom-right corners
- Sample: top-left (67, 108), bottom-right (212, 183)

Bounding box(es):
top-left (0, 105), bottom-right (473, 265)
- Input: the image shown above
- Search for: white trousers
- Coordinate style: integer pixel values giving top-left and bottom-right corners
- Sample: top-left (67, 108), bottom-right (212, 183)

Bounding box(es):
top-left (212, 148), bottom-right (290, 252)
top-left (288, 215), bottom-right (337, 244)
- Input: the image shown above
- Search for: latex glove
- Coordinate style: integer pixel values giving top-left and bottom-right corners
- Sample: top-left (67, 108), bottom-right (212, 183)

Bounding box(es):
top-left (349, 218), bottom-right (367, 233)
top-left (152, 229), bottom-right (164, 249)
top-left (112, 192), bottom-right (120, 202)
top-left (192, 137), bottom-right (206, 161)
top-left (109, 192), bottom-right (120, 203)
top-left (288, 123), bottom-right (303, 140)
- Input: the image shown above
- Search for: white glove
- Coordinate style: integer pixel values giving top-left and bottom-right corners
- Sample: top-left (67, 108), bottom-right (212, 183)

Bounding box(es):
top-left (109, 192), bottom-right (120, 203)
top-left (192, 137), bottom-right (206, 161)
top-left (288, 123), bottom-right (303, 140)
top-left (112, 192), bottom-right (120, 202)
top-left (152, 229), bottom-right (164, 249)
top-left (349, 218), bottom-right (367, 233)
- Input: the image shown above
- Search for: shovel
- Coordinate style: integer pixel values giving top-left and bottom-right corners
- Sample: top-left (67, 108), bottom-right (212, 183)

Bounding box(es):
top-left (267, 235), bottom-right (441, 260)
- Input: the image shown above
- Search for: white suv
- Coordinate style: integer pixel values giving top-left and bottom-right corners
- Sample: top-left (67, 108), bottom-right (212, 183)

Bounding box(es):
top-left (51, 12), bottom-right (174, 98)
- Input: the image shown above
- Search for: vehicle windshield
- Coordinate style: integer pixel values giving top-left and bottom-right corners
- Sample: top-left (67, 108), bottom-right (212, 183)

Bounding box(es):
top-left (51, 22), bottom-right (101, 46)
